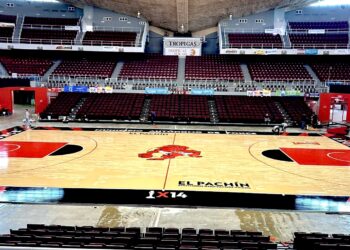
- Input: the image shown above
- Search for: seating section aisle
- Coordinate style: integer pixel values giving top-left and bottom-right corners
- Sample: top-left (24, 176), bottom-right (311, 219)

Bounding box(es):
top-left (185, 56), bottom-right (243, 81)
top-left (227, 33), bottom-right (283, 48)
top-left (311, 63), bottom-right (350, 82)
top-left (278, 97), bottom-right (313, 125)
top-left (82, 31), bottom-right (137, 46)
top-left (76, 93), bottom-right (145, 120)
top-left (0, 56), bottom-right (53, 76)
top-left (149, 95), bottom-right (210, 122)
top-left (0, 224), bottom-right (277, 249)
top-left (119, 54), bottom-right (178, 79)
top-left (41, 92), bottom-right (83, 119)
top-left (248, 62), bottom-right (312, 82)
top-left (215, 96), bottom-right (283, 123)
top-left (53, 58), bottom-right (117, 78)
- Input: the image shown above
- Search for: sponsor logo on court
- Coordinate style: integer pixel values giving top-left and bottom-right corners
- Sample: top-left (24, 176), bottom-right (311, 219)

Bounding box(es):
top-left (178, 181), bottom-right (250, 189)
top-left (138, 145), bottom-right (202, 160)
top-left (293, 142), bottom-right (320, 145)
top-left (146, 191), bottom-right (187, 199)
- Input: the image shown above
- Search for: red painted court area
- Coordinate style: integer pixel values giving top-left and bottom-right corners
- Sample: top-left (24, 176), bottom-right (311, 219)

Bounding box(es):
top-left (280, 148), bottom-right (350, 166)
top-left (0, 141), bottom-right (67, 158)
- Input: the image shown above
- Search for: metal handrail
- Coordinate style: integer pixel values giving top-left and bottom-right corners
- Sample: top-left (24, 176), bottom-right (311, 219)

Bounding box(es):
top-left (222, 42), bottom-right (350, 49)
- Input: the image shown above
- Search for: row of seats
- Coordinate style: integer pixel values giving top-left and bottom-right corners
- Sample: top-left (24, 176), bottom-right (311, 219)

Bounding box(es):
top-left (185, 56), bottom-right (243, 81)
top-left (82, 31), bottom-right (137, 46)
top-left (40, 92), bottom-right (83, 119)
top-left (0, 56), bottom-right (53, 76)
top-left (311, 63), bottom-right (350, 82)
top-left (53, 58), bottom-right (117, 78)
top-left (0, 14), bottom-right (17, 23)
top-left (288, 21), bottom-right (349, 31)
top-left (41, 93), bottom-right (313, 124)
top-left (20, 29), bottom-right (78, 44)
top-left (149, 95), bottom-right (210, 122)
top-left (0, 15), bottom-right (16, 42)
top-left (120, 54), bottom-right (178, 79)
top-left (289, 34), bottom-right (349, 49)
top-left (226, 21), bottom-right (349, 49)
top-left (1, 54), bottom-right (348, 83)
top-left (215, 96), bottom-right (284, 123)
top-left (0, 27), bottom-right (14, 41)
top-left (294, 232), bottom-right (350, 250)
top-left (0, 52), bottom-right (347, 83)
top-left (279, 97), bottom-right (313, 125)
top-left (228, 33), bottom-right (283, 48)
top-left (248, 62), bottom-right (312, 81)
top-left (76, 93), bottom-right (145, 120)
top-left (0, 224), bottom-right (277, 250)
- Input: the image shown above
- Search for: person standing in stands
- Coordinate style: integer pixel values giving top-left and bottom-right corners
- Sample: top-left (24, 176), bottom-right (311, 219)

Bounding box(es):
top-left (150, 111), bottom-right (156, 124)
top-left (301, 113), bottom-right (307, 130)
top-left (311, 113), bottom-right (318, 128)
top-left (264, 113), bottom-right (271, 125)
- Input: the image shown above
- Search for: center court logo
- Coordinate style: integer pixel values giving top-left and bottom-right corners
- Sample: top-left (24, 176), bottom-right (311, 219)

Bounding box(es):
top-left (138, 145), bottom-right (202, 160)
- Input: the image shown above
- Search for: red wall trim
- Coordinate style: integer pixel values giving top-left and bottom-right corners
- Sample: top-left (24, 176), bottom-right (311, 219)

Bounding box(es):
top-left (0, 87), bottom-right (48, 114)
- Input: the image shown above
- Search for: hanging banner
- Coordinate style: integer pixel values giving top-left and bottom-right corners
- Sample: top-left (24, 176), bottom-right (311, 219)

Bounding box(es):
top-left (163, 37), bottom-right (202, 56)
top-left (190, 89), bottom-right (214, 95)
top-left (145, 87), bottom-right (169, 94)
top-left (64, 86), bottom-right (88, 93)
top-left (308, 29), bottom-right (325, 34)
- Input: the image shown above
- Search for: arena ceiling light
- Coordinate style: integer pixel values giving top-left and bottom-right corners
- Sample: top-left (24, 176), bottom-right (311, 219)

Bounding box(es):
top-left (310, 0), bottom-right (350, 6)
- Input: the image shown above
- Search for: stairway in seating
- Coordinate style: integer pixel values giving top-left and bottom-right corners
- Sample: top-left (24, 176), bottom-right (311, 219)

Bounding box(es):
top-left (75, 31), bottom-right (85, 45)
top-left (68, 97), bottom-right (87, 120)
top-left (140, 97), bottom-right (152, 122)
top-left (44, 60), bottom-right (62, 81)
top-left (177, 56), bottom-right (186, 87)
top-left (240, 63), bottom-right (252, 82)
top-left (13, 16), bottom-right (24, 41)
top-left (304, 64), bottom-right (320, 83)
top-left (282, 34), bottom-right (291, 48)
top-left (0, 62), bottom-right (9, 77)
top-left (208, 98), bottom-right (219, 124)
top-left (274, 101), bottom-right (291, 124)
top-left (111, 61), bottom-right (124, 79)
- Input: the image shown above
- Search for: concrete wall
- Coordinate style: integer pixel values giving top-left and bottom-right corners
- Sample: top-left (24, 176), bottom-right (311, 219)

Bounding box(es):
top-left (0, 0), bottom-right (82, 18)
top-left (286, 6), bottom-right (350, 23)
top-left (202, 32), bottom-right (219, 54)
top-left (91, 7), bottom-right (146, 29)
top-left (219, 10), bottom-right (275, 32)
top-left (146, 31), bottom-right (163, 53)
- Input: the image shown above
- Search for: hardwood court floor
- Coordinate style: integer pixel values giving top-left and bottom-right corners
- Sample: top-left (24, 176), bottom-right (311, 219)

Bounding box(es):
top-left (0, 128), bottom-right (349, 196)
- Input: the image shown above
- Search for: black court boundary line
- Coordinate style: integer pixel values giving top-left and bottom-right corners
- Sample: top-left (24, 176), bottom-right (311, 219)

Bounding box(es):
top-left (29, 126), bottom-right (323, 136)
top-left (0, 187), bottom-right (349, 212)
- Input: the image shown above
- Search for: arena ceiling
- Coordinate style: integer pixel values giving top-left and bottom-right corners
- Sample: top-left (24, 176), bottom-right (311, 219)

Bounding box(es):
top-left (63, 0), bottom-right (316, 32)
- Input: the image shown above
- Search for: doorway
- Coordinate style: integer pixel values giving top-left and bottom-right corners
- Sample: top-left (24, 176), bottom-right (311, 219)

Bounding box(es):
top-left (330, 97), bottom-right (348, 123)
top-left (12, 90), bottom-right (36, 123)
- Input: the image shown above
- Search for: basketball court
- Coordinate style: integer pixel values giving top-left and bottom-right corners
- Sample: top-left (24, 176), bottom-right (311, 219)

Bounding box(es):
top-left (0, 126), bottom-right (349, 211)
